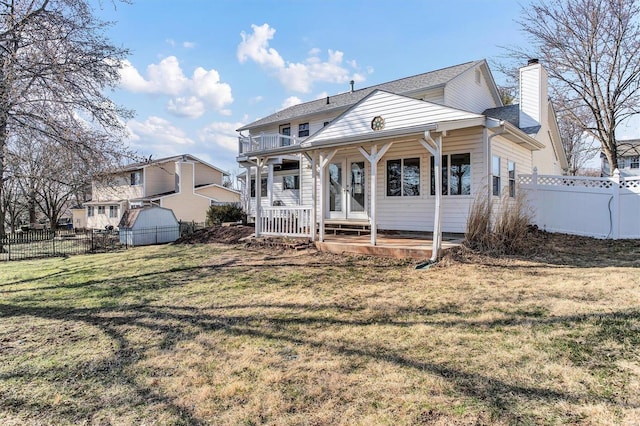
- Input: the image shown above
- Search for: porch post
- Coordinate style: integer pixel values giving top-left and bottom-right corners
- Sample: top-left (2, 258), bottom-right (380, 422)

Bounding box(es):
top-left (419, 130), bottom-right (443, 261)
top-left (358, 142), bottom-right (393, 246)
top-left (255, 158), bottom-right (264, 237)
top-left (311, 151), bottom-right (317, 240)
top-left (370, 145), bottom-right (378, 246)
top-left (318, 149), bottom-right (338, 242)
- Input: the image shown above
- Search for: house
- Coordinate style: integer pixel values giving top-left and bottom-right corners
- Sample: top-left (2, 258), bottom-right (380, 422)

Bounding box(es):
top-left (85, 154), bottom-right (240, 229)
top-left (118, 206), bottom-right (180, 246)
top-left (236, 59), bottom-right (568, 244)
top-left (601, 139), bottom-right (640, 177)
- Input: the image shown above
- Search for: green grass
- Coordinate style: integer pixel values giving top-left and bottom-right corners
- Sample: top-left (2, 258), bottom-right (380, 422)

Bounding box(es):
top-left (1, 243), bottom-right (640, 425)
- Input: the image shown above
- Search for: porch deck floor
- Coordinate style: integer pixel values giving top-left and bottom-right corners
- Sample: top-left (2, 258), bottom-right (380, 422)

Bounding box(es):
top-left (315, 232), bottom-right (464, 260)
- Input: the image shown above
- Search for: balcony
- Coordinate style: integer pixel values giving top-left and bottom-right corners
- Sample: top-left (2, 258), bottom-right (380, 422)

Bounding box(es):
top-left (238, 133), bottom-right (302, 155)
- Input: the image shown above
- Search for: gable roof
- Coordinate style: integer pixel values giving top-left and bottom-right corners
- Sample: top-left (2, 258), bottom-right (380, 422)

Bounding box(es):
top-left (121, 154), bottom-right (229, 176)
top-left (238, 60), bottom-right (486, 132)
top-left (303, 90), bottom-right (486, 147)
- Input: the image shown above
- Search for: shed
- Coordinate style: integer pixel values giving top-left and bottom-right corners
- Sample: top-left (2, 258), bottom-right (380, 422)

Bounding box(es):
top-left (118, 206), bottom-right (180, 246)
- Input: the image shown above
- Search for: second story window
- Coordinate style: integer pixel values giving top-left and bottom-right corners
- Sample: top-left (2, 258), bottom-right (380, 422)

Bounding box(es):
top-left (130, 171), bottom-right (142, 186)
top-left (87, 206), bottom-right (94, 217)
top-left (109, 205), bottom-right (118, 218)
top-left (298, 123), bottom-right (309, 137)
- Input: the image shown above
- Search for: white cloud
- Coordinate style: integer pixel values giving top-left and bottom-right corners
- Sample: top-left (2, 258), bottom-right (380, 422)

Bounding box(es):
top-left (119, 57), bottom-right (233, 118)
top-left (237, 23), bottom-right (367, 93)
top-left (199, 121), bottom-right (246, 153)
top-left (183, 41), bottom-right (196, 49)
top-left (237, 23), bottom-right (285, 69)
top-left (249, 95), bottom-right (263, 104)
top-left (127, 116), bottom-right (194, 149)
top-left (167, 97), bottom-right (205, 119)
top-left (315, 91), bottom-right (329, 100)
top-left (281, 96), bottom-right (302, 109)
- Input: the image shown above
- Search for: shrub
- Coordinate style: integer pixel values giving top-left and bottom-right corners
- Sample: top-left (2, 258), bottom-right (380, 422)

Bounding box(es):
top-left (464, 191), bottom-right (532, 255)
top-left (205, 203), bottom-right (246, 226)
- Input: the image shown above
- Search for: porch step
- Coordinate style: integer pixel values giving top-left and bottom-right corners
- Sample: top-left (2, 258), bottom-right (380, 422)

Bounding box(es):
top-left (324, 220), bottom-right (370, 236)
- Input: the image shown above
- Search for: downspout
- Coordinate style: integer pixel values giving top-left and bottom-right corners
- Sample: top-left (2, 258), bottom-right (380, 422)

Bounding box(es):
top-left (487, 121), bottom-right (505, 214)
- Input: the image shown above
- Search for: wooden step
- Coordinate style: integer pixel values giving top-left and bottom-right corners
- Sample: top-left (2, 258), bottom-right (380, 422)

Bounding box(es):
top-left (324, 221), bottom-right (371, 236)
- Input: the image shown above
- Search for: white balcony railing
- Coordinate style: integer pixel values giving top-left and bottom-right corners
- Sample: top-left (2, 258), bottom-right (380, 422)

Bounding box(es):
top-left (259, 206), bottom-right (313, 238)
top-left (238, 133), bottom-right (302, 155)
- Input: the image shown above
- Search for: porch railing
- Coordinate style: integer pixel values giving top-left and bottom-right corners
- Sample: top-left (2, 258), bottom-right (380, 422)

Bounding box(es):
top-left (259, 206), bottom-right (313, 238)
top-left (239, 133), bottom-right (302, 154)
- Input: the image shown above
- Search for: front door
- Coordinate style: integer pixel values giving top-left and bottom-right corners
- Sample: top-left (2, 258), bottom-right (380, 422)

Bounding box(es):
top-left (328, 159), bottom-right (367, 220)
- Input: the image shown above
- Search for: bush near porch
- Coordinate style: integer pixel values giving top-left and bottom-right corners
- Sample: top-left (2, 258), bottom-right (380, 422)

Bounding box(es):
top-left (1, 237), bottom-right (639, 425)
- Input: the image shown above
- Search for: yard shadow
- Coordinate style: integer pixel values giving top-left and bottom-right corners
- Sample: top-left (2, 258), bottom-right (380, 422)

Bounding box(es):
top-left (1, 297), bottom-right (637, 423)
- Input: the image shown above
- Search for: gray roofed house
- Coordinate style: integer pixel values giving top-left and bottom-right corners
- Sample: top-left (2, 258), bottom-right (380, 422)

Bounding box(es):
top-left (235, 58), bottom-right (568, 246)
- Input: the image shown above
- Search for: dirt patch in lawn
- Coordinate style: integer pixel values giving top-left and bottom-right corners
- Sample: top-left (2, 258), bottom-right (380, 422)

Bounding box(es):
top-left (443, 227), bottom-right (640, 268)
top-left (174, 224), bottom-right (255, 244)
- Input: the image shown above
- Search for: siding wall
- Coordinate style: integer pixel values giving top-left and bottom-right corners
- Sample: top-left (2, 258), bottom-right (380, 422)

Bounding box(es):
top-left (196, 186), bottom-right (241, 203)
top-left (92, 174), bottom-right (143, 201)
top-left (444, 66), bottom-right (500, 113)
top-left (145, 164), bottom-right (175, 196)
top-left (194, 162), bottom-right (224, 186)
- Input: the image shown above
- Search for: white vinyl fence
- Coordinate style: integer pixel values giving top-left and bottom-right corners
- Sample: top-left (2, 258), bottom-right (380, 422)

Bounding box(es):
top-left (520, 168), bottom-right (640, 239)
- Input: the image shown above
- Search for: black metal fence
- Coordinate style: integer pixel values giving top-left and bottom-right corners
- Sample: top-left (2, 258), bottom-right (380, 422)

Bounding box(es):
top-left (0, 223), bottom-right (205, 262)
top-left (0, 229), bottom-right (121, 262)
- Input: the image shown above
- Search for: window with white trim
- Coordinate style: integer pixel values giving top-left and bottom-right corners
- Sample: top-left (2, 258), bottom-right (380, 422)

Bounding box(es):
top-left (109, 205), bottom-right (118, 218)
top-left (98, 206), bottom-right (105, 215)
top-left (492, 156), bottom-right (501, 196)
top-left (508, 161), bottom-right (516, 198)
top-left (130, 171), bottom-right (142, 186)
top-left (282, 175), bottom-right (299, 190)
top-left (87, 206), bottom-right (94, 217)
top-left (250, 178), bottom-right (267, 198)
top-left (386, 158), bottom-right (420, 196)
top-left (298, 123), bottom-right (309, 137)
top-left (430, 153), bottom-right (471, 195)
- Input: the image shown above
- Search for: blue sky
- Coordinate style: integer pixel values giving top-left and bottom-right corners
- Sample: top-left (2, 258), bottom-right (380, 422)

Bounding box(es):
top-left (98, 0), bottom-right (537, 174)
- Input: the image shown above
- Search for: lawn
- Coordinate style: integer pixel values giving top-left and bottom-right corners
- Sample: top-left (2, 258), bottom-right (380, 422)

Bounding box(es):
top-left (1, 239), bottom-right (639, 425)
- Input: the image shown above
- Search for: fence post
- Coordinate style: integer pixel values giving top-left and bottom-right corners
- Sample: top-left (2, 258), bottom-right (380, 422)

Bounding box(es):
top-left (612, 169), bottom-right (621, 239)
top-left (52, 231), bottom-right (55, 255)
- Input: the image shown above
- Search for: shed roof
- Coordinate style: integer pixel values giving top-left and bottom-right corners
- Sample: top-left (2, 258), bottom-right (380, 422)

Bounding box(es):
top-left (483, 104), bottom-right (541, 135)
top-left (238, 60), bottom-right (485, 131)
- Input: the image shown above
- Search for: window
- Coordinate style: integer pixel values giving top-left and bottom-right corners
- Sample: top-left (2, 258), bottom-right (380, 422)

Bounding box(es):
top-left (130, 171), bottom-right (142, 186)
top-left (508, 161), bottom-right (516, 198)
top-left (109, 205), bottom-right (118, 218)
top-left (630, 156), bottom-right (640, 169)
top-left (280, 124), bottom-right (291, 146)
top-left (492, 156), bottom-right (501, 196)
top-left (250, 178), bottom-right (268, 198)
top-left (298, 123), bottom-right (309, 137)
top-left (283, 175), bottom-right (299, 190)
top-left (431, 153), bottom-right (471, 196)
top-left (87, 206), bottom-right (94, 217)
top-left (98, 206), bottom-right (105, 215)
top-left (386, 158), bottom-right (420, 197)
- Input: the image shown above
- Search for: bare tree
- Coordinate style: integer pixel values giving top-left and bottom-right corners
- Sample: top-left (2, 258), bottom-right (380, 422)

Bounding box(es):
top-left (0, 0), bottom-right (134, 234)
top-left (516, 0), bottom-right (640, 173)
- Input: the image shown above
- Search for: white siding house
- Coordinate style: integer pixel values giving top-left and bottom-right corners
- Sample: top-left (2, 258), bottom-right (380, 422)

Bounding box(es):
top-left (236, 59), bottom-right (568, 243)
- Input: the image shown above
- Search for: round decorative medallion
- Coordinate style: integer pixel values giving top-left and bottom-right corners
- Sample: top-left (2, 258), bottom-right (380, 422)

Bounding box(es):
top-left (371, 115), bottom-right (385, 131)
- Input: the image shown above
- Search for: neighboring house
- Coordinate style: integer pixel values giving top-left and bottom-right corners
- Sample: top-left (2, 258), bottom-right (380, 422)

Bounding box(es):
top-left (601, 139), bottom-right (640, 177)
top-left (236, 59), bottom-right (568, 240)
top-left (85, 154), bottom-right (240, 229)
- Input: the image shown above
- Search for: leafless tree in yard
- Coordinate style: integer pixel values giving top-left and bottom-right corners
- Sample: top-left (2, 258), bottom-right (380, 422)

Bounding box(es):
top-left (0, 0), bottom-right (134, 235)
top-left (514, 0), bottom-right (640, 173)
